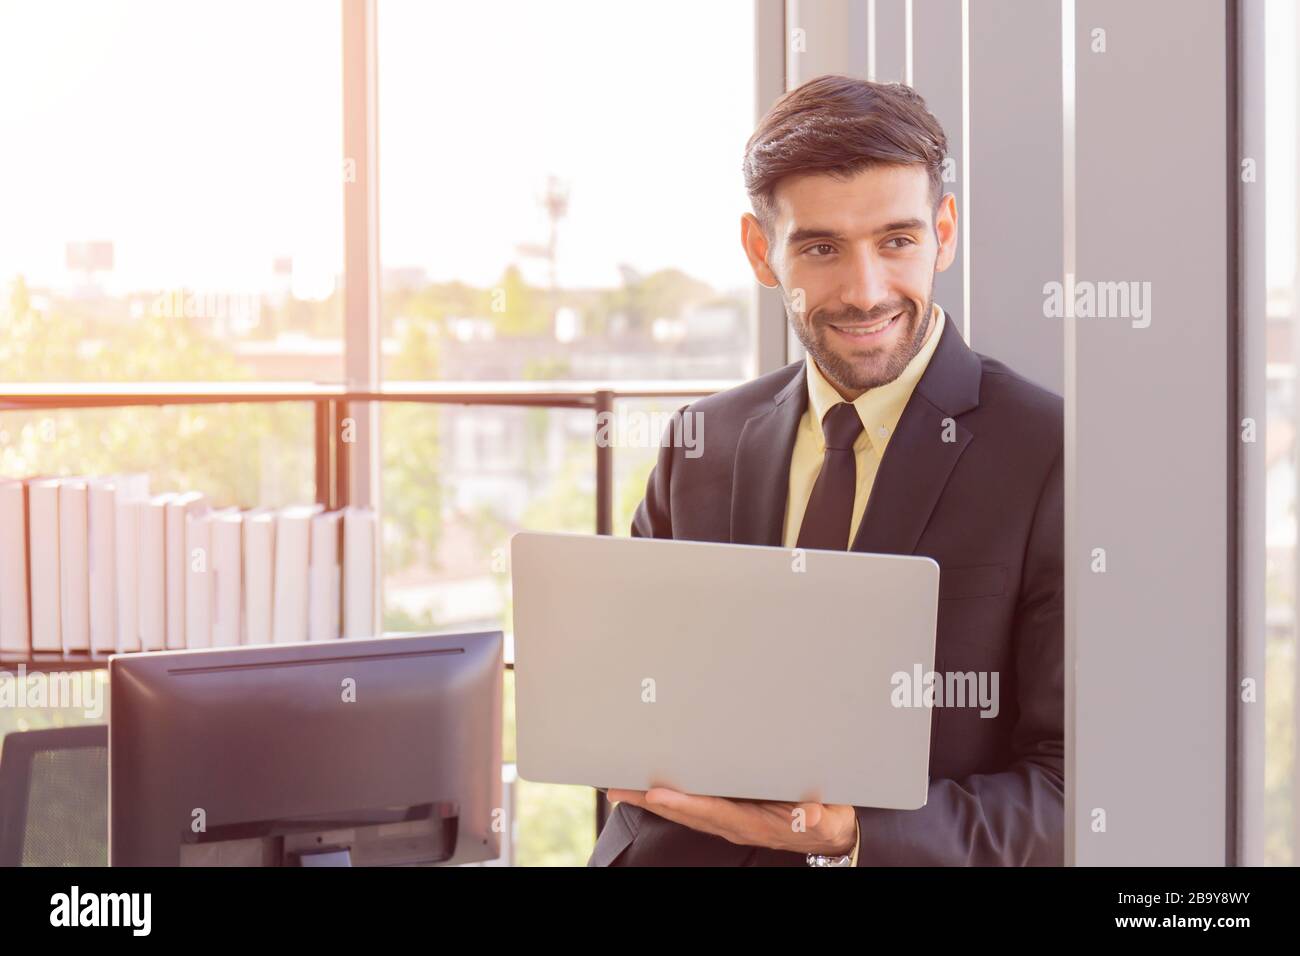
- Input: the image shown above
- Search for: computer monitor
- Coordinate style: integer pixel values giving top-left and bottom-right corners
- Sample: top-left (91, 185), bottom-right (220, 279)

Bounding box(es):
top-left (108, 631), bottom-right (503, 866)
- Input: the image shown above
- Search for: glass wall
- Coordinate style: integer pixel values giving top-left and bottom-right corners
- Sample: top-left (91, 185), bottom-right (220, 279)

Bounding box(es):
top-left (0, 0), bottom-right (345, 385)
top-left (378, 0), bottom-right (757, 383)
top-left (0, 0), bottom-right (759, 867)
top-left (1264, 0), bottom-right (1298, 868)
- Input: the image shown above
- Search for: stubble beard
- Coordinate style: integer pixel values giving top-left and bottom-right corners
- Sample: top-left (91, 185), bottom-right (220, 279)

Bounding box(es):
top-left (789, 293), bottom-right (936, 394)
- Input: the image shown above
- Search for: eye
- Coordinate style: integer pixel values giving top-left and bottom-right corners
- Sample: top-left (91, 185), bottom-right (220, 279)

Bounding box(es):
top-left (804, 243), bottom-right (836, 257)
top-left (884, 236), bottom-right (916, 249)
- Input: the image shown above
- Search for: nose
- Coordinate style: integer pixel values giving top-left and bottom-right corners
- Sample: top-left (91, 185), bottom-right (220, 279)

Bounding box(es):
top-left (837, 245), bottom-right (892, 317)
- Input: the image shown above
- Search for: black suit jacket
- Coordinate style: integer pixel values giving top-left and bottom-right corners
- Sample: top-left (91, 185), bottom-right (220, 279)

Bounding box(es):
top-left (587, 309), bottom-right (1065, 866)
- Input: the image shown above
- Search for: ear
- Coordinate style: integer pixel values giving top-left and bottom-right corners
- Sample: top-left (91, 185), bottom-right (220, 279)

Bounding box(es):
top-left (741, 213), bottom-right (781, 288)
top-left (933, 193), bottom-right (958, 274)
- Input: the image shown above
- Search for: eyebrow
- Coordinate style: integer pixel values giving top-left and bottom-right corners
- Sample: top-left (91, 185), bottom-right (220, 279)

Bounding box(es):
top-left (786, 219), bottom-right (928, 245)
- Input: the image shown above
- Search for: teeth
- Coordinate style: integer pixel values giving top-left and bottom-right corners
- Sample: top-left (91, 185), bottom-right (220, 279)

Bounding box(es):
top-left (836, 315), bottom-right (895, 336)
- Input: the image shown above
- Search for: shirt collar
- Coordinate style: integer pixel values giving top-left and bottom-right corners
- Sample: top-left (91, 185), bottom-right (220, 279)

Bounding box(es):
top-left (804, 302), bottom-right (945, 456)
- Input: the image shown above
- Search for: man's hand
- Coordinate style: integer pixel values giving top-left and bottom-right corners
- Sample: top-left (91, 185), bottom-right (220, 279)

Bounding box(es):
top-left (605, 787), bottom-right (857, 856)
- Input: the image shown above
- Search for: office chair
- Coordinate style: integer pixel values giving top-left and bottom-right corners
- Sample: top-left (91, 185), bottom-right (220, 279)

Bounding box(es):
top-left (0, 724), bottom-right (108, 866)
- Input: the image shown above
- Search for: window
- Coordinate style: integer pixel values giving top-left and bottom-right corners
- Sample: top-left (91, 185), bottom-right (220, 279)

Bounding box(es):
top-left (0, 0), bottom-right (760, 868)
top-left (0, 0), bottom-right (345, 384)
top-left (378, 0), bottom-right (757, 382)
top-left (1264, 0), bottom-right (1297, 867)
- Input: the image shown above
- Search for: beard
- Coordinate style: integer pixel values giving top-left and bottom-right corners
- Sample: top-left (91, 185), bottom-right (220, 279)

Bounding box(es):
top-left (787, 291), bottom-right (936, 394)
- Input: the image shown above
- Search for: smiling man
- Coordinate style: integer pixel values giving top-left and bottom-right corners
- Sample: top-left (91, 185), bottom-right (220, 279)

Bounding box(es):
top-left (588, 75), bottom-right (1064, 867)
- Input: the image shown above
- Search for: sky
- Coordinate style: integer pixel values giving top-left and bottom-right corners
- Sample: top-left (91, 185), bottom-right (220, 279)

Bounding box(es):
top-left (0, 0), bottom-right (1295, 301)
top-left (1265, 0), bottom-right (1296, 292)
top-left (0, 0), bottom-right (757, 298)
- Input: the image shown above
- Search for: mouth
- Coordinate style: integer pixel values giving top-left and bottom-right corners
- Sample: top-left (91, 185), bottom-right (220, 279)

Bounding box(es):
top-left (827, 311), bottom-right (902, 340)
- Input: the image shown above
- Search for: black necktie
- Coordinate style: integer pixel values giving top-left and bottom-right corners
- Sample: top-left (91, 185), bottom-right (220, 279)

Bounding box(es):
top-left (796, 402), bottom-right (863, 551)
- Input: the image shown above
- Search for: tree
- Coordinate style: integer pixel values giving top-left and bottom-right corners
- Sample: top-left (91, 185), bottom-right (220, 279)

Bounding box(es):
top-left (491, 264), bottom-right (549, 337)
top-left (381, 316), bottom-right (444, 577)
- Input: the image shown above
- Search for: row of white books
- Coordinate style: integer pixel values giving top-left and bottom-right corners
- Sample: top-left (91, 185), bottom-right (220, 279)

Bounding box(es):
top-left (0, 474), bottom-right (379, 657)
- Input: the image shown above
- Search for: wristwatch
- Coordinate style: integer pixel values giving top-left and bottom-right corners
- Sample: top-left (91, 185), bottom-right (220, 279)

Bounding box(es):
top-left (805, 850), bottom-right (854, 867)
top-left (806, 817), bottom-right (860, 866)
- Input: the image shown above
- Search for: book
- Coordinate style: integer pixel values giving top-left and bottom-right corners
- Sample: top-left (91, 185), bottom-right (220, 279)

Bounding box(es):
top-left (165, 492), bottom-right (207, 650)
top-left (87, 478), bottom-right (118, 654)
top-left (243, 508), bottom-right (276, 646)
top-left (184, 506), bottom-right (218, 649)
top-left (58, 478), bottom-right (90, 653)
top-left (111, 473), bottom-right (151, 653)
top-left (139, 493), bottom-right (176, 652)
top-left (27, 479), bottom-right (61, 653)
top-left (187, 506), bottom-right (238, 649)
top-left (0, 479), bottom-right (31, 657)
top-left (308, 510), bottom-right (342, 641)
top-left (342, 506), bottom-right (378, 639)
top-left (272, 504), bottom-right (322, 644)
top-left (211, 510), bottom-right (244, 647)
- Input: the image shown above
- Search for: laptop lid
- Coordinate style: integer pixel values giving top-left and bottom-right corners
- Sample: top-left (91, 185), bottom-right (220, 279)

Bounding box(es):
top-left (511, 531), bottom-right (939, 809)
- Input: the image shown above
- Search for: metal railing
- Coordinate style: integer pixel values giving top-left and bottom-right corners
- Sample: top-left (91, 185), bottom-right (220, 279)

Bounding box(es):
top-left (0, 377), bottom-right (735, 836)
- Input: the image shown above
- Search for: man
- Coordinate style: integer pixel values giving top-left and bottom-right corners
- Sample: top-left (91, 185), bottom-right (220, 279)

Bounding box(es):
top-left (588, 74), bottom-right (1062, 866)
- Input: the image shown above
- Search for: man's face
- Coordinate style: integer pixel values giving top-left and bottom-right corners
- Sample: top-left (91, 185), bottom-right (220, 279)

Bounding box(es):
top-left (741, 164), bottom-right (958, 399)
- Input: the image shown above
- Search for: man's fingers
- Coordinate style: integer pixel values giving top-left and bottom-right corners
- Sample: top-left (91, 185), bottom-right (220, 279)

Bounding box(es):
top-left (616, 787), bottom-right (725, 835)
top-left (647, 788), bottom-right (771, 840)
top-left (607, 788), bottom-right (825, 847)
top-left (611, 789), bottom-right (829, 835)
top-left (643, 787), bottom-right (694, 810)
top-left (604, 787), bottom-right (844, 854)
top-left (605, 788), bottom-right (648, 807)
top-left (645, 788), bottom-right (738, 819)
top-left (796, 802), bottom-right (826, 828)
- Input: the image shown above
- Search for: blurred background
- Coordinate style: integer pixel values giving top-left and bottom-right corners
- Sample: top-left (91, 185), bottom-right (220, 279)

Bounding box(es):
top-left (0, 0), bottom-right (760, 866)
top-left (0, 0), bottom-right (1293, 866)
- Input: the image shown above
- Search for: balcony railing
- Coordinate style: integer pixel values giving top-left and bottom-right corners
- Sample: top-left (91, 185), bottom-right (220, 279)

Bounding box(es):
top-left (0, 377), bottom-right (736, 836)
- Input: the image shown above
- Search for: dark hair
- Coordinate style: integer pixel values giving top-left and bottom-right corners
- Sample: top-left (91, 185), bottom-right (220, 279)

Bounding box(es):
top-left (743, 74), bottom-right (949, 235)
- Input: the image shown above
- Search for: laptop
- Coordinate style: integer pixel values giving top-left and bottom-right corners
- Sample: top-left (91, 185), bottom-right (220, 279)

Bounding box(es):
top-left (510, 531), bottom-right (940, 809)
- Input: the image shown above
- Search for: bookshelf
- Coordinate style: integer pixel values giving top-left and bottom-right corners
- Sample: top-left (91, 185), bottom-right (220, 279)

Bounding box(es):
top-left (0, 378), bottom-right (730, 669)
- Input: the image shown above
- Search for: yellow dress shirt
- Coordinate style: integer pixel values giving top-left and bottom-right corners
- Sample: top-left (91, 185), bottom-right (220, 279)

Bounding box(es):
top-left (782, 303), bottom-right (945, 552)
top-left (782, 303), bottom-right (944, 866)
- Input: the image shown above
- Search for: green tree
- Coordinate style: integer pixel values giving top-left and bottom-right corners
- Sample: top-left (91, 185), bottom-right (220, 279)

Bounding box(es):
top-left (1, 279), bottom-right (311, 508)
top-left (381, 316), bottom-right (444, 574)
top-left (491, 264), bottom-right (549, 337)
top-left (585, 265), bottom-right (714, 336)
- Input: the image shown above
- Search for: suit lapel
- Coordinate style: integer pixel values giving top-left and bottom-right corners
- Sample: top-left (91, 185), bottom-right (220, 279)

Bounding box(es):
top-left (728, 309), bottom-right (983, 556)
top-left (850, 310), bottom-right (983, 556)
top-left (729, 363), bottom-right (807, 546)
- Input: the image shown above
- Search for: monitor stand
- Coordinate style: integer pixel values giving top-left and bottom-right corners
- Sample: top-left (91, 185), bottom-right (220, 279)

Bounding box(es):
top-left (298, 849), bottom-right (353, 866)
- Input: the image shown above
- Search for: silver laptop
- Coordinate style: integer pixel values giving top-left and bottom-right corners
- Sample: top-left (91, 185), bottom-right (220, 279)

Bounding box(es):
top-left (510, 531), bottom-right (940, 809)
